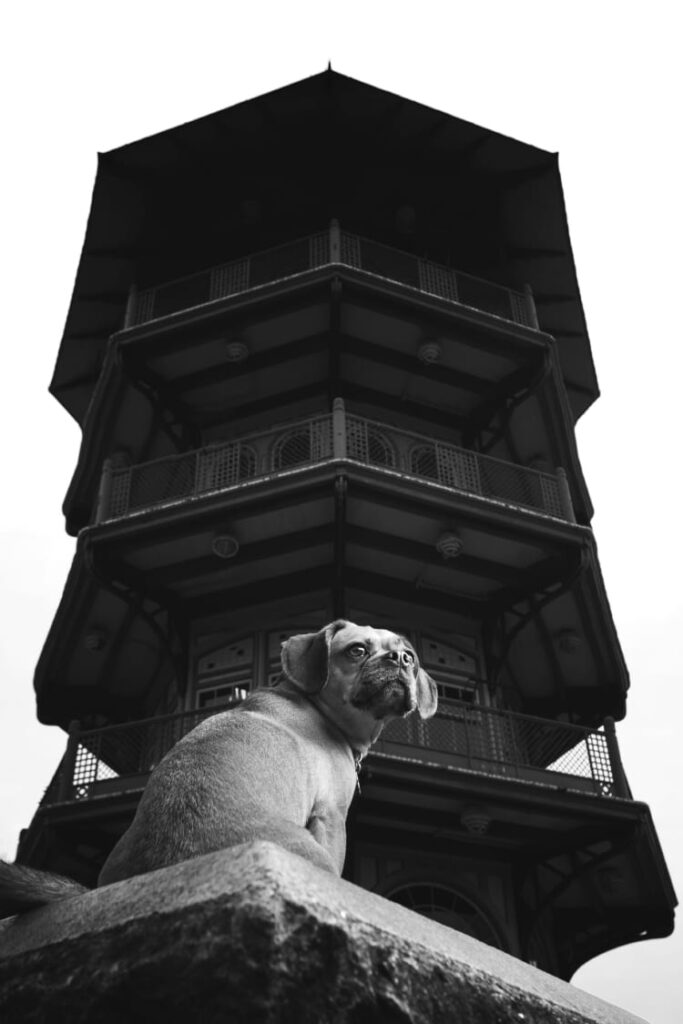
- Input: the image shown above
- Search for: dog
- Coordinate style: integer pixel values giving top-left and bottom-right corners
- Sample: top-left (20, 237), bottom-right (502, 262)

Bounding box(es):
top-left (0, 620), bottom-right (437, 916)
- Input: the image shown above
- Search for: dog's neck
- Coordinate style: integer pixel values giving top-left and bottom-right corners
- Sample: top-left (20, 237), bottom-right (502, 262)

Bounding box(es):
top-left (269, 677), bottom-right (386, 758)
top-left (307, 691), bottom-right (385, 759)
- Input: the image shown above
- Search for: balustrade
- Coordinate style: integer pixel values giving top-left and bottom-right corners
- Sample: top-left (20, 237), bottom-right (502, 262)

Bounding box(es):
top-left (125, 222), bottom-right (538, 330)
top-left (43, 699), bottom-right (626, 807)
top-left (97, 406), bottom-right (572, 523)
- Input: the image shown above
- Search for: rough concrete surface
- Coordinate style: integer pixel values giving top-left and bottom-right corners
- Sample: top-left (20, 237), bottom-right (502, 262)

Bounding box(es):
top-left (0, 841), bottom-right (644, 1024)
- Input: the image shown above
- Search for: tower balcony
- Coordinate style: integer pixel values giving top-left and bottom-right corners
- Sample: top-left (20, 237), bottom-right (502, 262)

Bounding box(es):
top-left (62, 222), bottom-right (593, 537)
top-left (96, 404), bottom-right (573, 526)
top-left (39, 699), bottom-right (628, 811)
top-left (125, 222), bottom-right (538, 334)
top-left (37, 399), bottom-right (622, 732)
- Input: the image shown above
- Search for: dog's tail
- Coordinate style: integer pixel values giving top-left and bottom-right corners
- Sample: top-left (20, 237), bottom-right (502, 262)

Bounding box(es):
top-left (0, 859), bottom-right (88, 919)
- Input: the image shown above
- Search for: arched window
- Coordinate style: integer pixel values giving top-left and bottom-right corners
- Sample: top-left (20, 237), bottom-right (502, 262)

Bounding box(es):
top-left (387, 883), bottom-right (505, 949)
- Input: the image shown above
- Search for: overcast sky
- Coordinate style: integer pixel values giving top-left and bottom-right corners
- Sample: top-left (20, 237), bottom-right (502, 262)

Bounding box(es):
top-left (1, 3), bottom-right (680, 1021)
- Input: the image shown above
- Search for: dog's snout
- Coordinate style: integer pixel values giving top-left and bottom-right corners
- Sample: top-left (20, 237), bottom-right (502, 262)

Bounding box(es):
top-left (383, 649), bottom-right (413, 667)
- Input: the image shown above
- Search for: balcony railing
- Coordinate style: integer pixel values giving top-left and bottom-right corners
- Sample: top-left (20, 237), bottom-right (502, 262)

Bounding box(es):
top-left (375, 703), bottom-right (628, 798)
top-left (97, 403), bottom-right (574, 523)
top-left (41, 699), bottom-right (628, 808)
top-left (125, 221), bottom-right (538, 331)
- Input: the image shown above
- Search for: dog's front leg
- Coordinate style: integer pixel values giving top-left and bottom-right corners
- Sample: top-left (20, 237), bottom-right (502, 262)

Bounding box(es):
top-left (306, 805), bottom-right (346, 875)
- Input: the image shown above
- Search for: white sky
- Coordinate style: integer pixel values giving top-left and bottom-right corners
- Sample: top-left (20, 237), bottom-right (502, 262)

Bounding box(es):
top-left (1, 3), bottom-right (680, 1021)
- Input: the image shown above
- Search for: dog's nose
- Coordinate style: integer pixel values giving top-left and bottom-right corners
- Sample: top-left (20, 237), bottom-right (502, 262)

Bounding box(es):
top-left (384, 650), bottom-right (411, 666)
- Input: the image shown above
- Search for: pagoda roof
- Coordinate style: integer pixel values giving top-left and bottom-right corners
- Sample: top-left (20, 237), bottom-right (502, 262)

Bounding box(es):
top-left (50, 69), bottom-right (599, 423)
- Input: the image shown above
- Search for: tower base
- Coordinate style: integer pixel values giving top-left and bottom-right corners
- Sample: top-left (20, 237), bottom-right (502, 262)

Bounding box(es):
top-left (0, 841), bottom-right (643, 1023)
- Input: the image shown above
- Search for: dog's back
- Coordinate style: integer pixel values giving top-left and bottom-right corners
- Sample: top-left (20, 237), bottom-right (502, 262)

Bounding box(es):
top-left (99, 689), bottom-right (355, 885)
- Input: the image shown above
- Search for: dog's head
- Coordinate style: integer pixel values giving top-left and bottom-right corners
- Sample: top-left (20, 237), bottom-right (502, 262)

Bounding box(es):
top-left (280, 620), bottom-right (437, 750)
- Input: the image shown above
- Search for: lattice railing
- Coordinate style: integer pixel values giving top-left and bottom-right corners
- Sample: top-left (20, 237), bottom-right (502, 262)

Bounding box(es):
top-left (102, 415), bottom-right (333, 520)
top-left (98, 408), bottom-right (571, 523)
top-left (377, 703), bottom-right (618, 796)
top-left (44, 699), bottom-right (623, 806)
top-left (345, 414), bottom-right (567, 519)
top-left (67, 709), bottom-right (215, 799)
top-left (126, 223), bottom-right (537, 330)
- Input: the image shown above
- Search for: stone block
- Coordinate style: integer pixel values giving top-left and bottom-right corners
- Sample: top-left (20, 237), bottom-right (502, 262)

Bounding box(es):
top-left (0, 841), bottom-right (644, 1023)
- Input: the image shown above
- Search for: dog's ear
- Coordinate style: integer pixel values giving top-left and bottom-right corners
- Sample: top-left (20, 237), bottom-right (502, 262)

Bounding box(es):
top-left (281, 620), bottom-right (348, 692)
top-left (416, 667), bottom-right (438, 719)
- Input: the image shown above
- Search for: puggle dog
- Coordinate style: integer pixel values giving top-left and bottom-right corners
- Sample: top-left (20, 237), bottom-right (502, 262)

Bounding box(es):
top-left (0, 620), bottom-right (436, 916)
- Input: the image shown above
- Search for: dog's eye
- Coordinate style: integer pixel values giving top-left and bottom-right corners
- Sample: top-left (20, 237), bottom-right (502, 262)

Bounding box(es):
top-left (347, 644), bottom-right (367, 659)
top-left (403, 650), bottom-right (415, 663)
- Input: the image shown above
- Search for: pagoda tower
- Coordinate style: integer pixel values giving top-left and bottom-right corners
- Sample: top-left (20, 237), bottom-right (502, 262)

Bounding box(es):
top-left (19, 71), bottom-right (674, 980)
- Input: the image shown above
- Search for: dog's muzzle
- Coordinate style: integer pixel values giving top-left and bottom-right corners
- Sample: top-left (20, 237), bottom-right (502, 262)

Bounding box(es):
top-left (350, 661), bottom-right (415, 717)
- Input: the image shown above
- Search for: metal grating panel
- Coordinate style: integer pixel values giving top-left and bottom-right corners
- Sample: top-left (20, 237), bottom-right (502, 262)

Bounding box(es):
top-left (339, 232), bottom-right (361, 267)
top-left (346, 418), bottom-right (395, 467)
top-left (132, 289), bottom-right (156, 325)
top-left (127, 453), bottom-right (197, 514)
top-left (309, 232), bottom-right (330, 268)
top-left (311, 417), bottom-right (333, 461)
top-left (196, 444), bottom-right (257, 493)
top-left (539, 476), bottom-right (564, 518)
top-left (478, 457), bottom-right (552, 513)
top-left (210, 260), bottom-right (250, 299)
top-left (250, 238), bottom-right (309, 286)
top-left (509, 290), bottom-right (533, 327)
top-left (419, 260), bottom-right (459, 302)
top-left (108, 471), bottom-right (132, 518)
top-left (436, 444), bottom-right (482, 493)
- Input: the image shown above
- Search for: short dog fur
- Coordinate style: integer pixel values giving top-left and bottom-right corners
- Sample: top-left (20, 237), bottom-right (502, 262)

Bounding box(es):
top-left (0, 620), bottom-right (437, 916)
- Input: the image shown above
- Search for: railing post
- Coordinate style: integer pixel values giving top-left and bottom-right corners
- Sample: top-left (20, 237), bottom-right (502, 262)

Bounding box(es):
top-left (95, 457), bottom-right (114, 524)
top-left (524, 283), bottom-right (540, 330)
top-left (555, 467), bottom-right (576, 523)
top-left (329, 218), bottom-right (341, 264)
top-left (57, 720), bottom-right (81, 802)
top-left (603, 717), bottom-right (631, 798)
top-left (194, 448), bottom-right (205, 495)
top-left (464, 706), bottom-right (472, 769)
top-left (124, 283), bottom-right (138, 329)
top-left (333, 397), bottom-right (347, 460)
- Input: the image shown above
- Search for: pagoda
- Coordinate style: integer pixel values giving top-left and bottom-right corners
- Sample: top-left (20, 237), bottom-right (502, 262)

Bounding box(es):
top-left (19, 70), bottom-right (675, 980)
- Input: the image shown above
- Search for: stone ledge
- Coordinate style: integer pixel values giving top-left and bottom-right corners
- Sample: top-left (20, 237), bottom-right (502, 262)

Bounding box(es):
top-left (0, 841), bottom-right (643, 1024)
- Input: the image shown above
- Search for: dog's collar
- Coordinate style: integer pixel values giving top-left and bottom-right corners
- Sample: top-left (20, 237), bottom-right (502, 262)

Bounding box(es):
top-left (353, 750), bottom-right (366, 795)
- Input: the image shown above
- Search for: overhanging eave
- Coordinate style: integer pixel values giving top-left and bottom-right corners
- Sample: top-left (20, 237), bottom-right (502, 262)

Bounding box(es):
top-left (50, 70), bottom-right (600, 424)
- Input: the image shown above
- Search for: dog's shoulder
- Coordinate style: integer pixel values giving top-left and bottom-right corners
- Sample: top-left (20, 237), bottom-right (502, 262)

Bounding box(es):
top-left (189, 688), bottom-right (352, 763)
top-left (191, 687), bottom-right (312, 735)
top-left (240, 687), bottom-right (321, 732)
top-left (243, 687), bottom-right (350, 753)
top-left (233, 686), bottom-right (300, 721)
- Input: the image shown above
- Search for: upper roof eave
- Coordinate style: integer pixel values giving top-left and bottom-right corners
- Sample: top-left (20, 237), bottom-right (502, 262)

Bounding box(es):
top-left (49, 69), bottom-right (600, 424)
